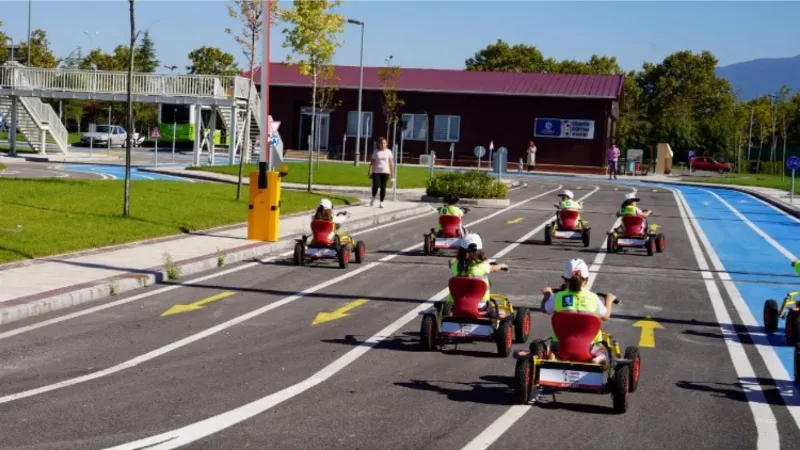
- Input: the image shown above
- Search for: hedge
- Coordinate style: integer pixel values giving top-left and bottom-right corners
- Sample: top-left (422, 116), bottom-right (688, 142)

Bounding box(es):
top-left (426, 170), bottom-right (508, 199)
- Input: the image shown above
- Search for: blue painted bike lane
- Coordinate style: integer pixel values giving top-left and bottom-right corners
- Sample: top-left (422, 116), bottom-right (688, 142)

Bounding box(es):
top-left (679, 185), bottom-right (798, 379)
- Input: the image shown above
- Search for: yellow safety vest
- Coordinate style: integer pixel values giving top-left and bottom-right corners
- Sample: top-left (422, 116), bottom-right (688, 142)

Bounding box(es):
top-left (447, 260), bottom-right (491, 302)
top-left (620, 205), bottom-right (638, 216)
top-left (559, 200), bottom-right (580, 210)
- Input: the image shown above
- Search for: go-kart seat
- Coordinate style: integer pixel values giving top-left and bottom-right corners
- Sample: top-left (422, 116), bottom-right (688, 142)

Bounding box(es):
top-left (621, 215), bottom-right (646, 236)
top-left (438, 215), bottom-right (463, 238)
top-left (558, 210), bottom-right (581, 229)
top-left (448, 277), bottom-right (489, 319)
top-left (551, 312), bottom-right (605, 363)
top-left (309, 220), bottom-right (336, 247)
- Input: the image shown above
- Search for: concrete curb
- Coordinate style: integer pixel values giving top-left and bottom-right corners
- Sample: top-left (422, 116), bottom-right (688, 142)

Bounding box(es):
top-left (0, 203), bottom-right (434, 327)
top-left (639, 178), bottom-right (800, 219)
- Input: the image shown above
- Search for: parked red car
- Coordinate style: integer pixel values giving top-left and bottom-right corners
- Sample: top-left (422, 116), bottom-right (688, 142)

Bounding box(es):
top-left (690, 156), bottom-right (731, 173)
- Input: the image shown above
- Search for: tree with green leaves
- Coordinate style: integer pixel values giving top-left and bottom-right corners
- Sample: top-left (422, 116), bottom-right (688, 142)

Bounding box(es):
top-left (277, 0), bottom-right (345, 192)
top-left (0, 22), bottom-right (8, 64)
top-left (465, 39), bottom-right (555, 73)
top-left (134, 30), bottom-right (159, 72)
top-left (377, 62), bottom-right (405, 149)
top-left (19, 29), bottom-right (58, 68)
top-left (187, 46), bottom-right (241, 76)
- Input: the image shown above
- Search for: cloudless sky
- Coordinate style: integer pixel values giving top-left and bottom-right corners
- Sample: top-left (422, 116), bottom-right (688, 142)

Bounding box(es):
top-left (2, 1), bottom-right (799, 74)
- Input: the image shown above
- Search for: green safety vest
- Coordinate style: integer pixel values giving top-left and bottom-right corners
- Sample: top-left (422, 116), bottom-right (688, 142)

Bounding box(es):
top-left (551, 289), bottom-right (603, 343)
top-left (794, 261), bottom-right (800, 277)
top-left (619, 205), bottom-right (638, 216)
top-left (447, 260), bottom-right (491, 302)
top-left (438, 205), bottom-right (463, 216)
top-left (559, 200), bottom-right (580, 210)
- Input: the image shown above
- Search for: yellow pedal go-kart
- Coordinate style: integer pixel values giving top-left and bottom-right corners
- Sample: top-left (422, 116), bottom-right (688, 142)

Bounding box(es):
top-left (294, 212), bottom-right (366, 269)
top-left (763, 291), bottom-right (800, 346)
top-left (544, 207), bottom-right (591, 247)
top-left (512, 295), bottom-right (640, 414)
top-left (419, 273), bottom-right (531, 357)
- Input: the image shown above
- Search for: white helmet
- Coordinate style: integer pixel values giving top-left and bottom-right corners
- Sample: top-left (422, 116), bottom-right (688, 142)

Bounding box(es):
top-left (563, 258), bottom-right (589, 279)
top-left (460, 233), bottom-right (483, 250)
top-left (319, 198), bottom-right (333, 210)
top-left (561, 190), bottom-right (574, 199)
top-left (624, 193), bottom-right (639, 201)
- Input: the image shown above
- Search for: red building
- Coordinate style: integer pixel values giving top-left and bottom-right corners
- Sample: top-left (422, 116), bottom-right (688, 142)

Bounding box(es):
top-left (246, 63), bottom-right (624, 173)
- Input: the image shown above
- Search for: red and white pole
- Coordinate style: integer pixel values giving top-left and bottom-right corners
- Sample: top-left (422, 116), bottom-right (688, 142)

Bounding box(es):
top-left (260, 0), bottom-right (271, 168)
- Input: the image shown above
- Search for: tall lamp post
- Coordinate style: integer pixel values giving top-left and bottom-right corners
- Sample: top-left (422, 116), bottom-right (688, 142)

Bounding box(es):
top-left (347, 18), bottom-right (364, 167)
top-left (82, 30), bottom-right (99, 54)
top-left (164, 65), bottom-right (177, 75)
top-left (27, 0), bottom-right (31, 66)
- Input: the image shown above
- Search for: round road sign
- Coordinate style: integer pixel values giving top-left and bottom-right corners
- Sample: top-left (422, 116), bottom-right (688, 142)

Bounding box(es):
top-left (497, 146), bottom-right (507, 154)
top-left (787, 156), bottom-right (800, 170)
top-left (473, 146), bottom-right (486, 158)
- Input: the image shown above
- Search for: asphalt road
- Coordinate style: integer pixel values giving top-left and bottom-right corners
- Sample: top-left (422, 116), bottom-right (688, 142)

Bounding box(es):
top-left (1, 180), bottom-right (799, 450)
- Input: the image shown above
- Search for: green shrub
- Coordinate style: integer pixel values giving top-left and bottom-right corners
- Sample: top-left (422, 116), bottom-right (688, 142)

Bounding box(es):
top-left (426, 170), bottom-right (508, 199)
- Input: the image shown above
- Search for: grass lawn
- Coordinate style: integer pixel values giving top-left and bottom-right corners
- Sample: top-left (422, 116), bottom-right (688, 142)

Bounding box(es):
top-left (189, 161), bottom-right (432, 188)
top-left (684, 173), bottom-right (800, 194)
top-left (0, 179), bottom-right (356, 264)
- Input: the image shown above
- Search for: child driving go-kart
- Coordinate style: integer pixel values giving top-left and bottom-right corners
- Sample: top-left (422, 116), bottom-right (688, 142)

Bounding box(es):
top-left (438, 193), bottom-right (469, 237)
top-left (445, 234), bottom-right (508, 312)
top-left (544, 190), bottom-right (591, 246)
top-left (556, 190), bottom-right (583, 218)
top-left (616, 193), bottom-right (651, 230)
top-left (424, 194), bottom-right (472, 255)
top-left (540, 258), bottom-right (616, 358)
top-left (293, 199), bottom-right (366, 268)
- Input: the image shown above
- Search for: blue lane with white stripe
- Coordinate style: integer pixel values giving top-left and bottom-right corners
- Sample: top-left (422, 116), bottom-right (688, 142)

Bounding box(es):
top-left (60, 164), bottom-right (192, 181)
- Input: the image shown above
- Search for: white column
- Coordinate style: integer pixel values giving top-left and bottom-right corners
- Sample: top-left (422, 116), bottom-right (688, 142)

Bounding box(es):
top-left (209, 106), bottom-right (217, 165)
top-left (9, 97), bottom-right (18, 157)
top-left (228, 104), bottom-right (237, 165)
top-left (193, 104), bottom-right (202, 166)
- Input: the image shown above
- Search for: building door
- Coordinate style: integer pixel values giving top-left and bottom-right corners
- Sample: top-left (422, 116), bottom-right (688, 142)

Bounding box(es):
top-left (298, 108), bottom-right (330, 151)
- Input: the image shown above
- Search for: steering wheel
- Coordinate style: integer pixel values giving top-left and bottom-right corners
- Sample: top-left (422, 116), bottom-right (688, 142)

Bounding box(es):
top-left (336, 211), bottom-right (350, 217)
top-left (597, 292), bottom-right (621, 304)
top-left (489, 261), bottom-right (509, 271)
top-left (461, 207), bottom-right (471, 214)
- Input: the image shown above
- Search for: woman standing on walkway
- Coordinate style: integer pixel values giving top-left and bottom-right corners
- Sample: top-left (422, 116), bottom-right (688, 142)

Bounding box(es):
top-left (369, 137), bottom-right (394, 208)
top-left (527, 140), bottom-right (537, 172)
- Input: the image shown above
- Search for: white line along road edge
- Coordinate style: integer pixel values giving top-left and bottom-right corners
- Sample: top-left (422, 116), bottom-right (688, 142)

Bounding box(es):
top-left (680, 188), bottom-right (800, 424)
top-left (459, 186), bottom-right (633, 450)
top-left (103, 185), bottom-right (606, 450)
top-left (0, 185), bottom-right (566, 405)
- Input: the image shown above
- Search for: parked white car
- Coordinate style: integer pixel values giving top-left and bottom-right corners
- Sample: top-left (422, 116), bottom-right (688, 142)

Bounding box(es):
top-left (80, 125), bottom-right (128, 148)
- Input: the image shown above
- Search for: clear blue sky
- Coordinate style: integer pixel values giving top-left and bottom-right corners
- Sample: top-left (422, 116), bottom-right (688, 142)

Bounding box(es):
top-left (2, 1), bottom-right (799, 74)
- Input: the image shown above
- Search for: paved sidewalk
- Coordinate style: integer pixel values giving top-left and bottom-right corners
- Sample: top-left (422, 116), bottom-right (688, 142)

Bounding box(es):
top-left (0, 200), bottom-right (434, 326)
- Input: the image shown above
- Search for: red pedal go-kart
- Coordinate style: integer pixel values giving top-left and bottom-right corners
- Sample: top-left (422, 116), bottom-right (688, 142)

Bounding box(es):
top-left (763, 291), bottom-right (800, 346)
top-left (424, 208), bottom-right (472, 255)
top-left (293, 213), bottom-right (366, 268)
top-left (512, 294), bottom-right (641, 414)
top-left (419, 272), bottom-right (531, 357)
top-left (544, 208), bottom-right (591, 247)
top-left (606, 213), bottom-right (665, 256)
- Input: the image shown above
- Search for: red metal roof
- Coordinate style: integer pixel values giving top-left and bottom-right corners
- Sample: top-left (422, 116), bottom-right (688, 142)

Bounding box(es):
top-left (244, 63), bottom-right (623, 99)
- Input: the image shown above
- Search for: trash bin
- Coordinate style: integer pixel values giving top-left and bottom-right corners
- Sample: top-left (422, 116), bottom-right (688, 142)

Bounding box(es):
top-left (626, 160), bottom-right (636, 174)
top-left (749, 161), bottom-right (759, 174)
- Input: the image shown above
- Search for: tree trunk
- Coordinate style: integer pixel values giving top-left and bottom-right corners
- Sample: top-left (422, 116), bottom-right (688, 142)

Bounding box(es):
top-left (308, 68), bottom-right (317, 193)
top-left (123, 0), bottom-right (135, 217)
top-left (236, 35), bottom-right (256, 201)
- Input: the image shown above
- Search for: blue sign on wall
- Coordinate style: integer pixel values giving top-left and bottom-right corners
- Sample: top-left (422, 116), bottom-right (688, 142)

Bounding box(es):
top-left (534, 118), bottom-right (595, 139)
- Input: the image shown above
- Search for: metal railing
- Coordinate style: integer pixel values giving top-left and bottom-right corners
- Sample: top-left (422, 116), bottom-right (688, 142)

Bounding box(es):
top-left (0, 64), bottom-right (249, 101)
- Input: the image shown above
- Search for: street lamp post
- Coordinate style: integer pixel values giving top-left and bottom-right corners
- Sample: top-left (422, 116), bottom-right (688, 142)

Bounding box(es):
top-left (27, 0), bottom-right (31, 66)
top-left (164, 65), bottom-right (177, 75)
top-left (82, 30), bottom-right (99, 55)
top-left (347, 18), bottom-right (364, 167)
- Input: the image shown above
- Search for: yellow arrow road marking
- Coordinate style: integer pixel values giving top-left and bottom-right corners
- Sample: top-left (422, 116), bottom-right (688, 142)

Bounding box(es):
top-left (652, 189), bottom-right (660, 193)
top-left (161, 291), bottom-right (236, 317)
top-left (632, 316), bottom-right (664, 348)
top-left (313, 299), bottom-right (369, 325)
top-left (506, 217), bottom-right (523, 224)
top-left (614, 187), bottom-right (620, 191)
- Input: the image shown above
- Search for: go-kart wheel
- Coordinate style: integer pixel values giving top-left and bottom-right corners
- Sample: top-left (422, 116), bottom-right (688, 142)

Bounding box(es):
top-left (646, 237), bottom-right (655, 256)
top-left (786, 309), bottom-right (800, 346)
top-left (513, 359), bottom-right (533, 405)
top-left (337, 245), bottom-right (350, 269)
top-left (606, 234), bottom-right (617, 253)
top-left (513, 307), bottom-right (531, 343)
top-left (423, 234), bottom-right (431, 256)
top-left (544, 224), bottom-right (553, 245)
top-left (293, 242), bottom-right (305, 266)
top-left (355, 240), bottom-right (366, 263)
top-left (763, 300), bottom-right (779, 333)
top-left (495, 320), bottom-right (513, 357)
top-left (612, 365), bottom-right (630, 414)
top-left (655, 233), bottom-right (666, 253)
top-left (582, 228), bottom-right (591, 247)
top-left (624, 346), bottom-right (641, 393)
top-left (420, 314), bottom-right (437, 351)
top-left (794, 343), bottom-right (800, 385)
top-left (529, 339), bottom-right (547, 359)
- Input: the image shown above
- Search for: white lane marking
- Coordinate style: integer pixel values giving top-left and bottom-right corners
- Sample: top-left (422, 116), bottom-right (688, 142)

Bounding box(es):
top-left (742, 191), bottom-right (800, 225)
top-left (672, 188), bottom-right (780, 449)
top-left (0, 207), bottom-right (442, 341)
top-left (459, 186), bottom-right (636, 450)
top-left (103, 185), bottom-right (625, 450)
top-left (678, 189), bottom-right (800, 426)
top-left (0, 186), bottom-right (564, 403)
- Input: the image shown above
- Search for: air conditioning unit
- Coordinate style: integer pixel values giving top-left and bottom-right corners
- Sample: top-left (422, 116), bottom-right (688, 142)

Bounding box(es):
top-left (419, 154), bottom-right (435, 166)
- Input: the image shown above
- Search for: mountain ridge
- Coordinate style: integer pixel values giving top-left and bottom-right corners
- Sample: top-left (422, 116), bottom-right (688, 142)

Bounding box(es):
top-left (716, 54), bottom-right (800, 100)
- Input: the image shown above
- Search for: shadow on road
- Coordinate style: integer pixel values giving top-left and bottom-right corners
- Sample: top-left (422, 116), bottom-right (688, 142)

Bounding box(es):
top-left (394, 375), bottom-right (514, 406)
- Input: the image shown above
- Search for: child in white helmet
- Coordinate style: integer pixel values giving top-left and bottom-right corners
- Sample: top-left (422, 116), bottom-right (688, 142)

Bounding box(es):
top-left (616, 193), bottom-right (651, 234)
top-left (312, 198), bottom-right (347, 240)
top-left (446, 234), bottom-right (508, 311)
top-left (555, 189), bottom-right (584, 224)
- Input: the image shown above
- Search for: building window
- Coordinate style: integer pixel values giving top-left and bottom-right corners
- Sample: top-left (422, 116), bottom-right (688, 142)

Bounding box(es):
top-left (433, 115), bottom-right (460, 142)
top-left (346, 111), bottom-right (373, 137)
top-left (401, 113), bottom-right (428, 141)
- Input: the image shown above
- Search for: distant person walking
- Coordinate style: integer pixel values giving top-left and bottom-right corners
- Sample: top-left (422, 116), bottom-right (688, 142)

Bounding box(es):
top-left (527, 140), bottom-right (537, 172)
top-left (607, 140), bottom-right (620, 180)
top-left (369, 137), bottom-right (394, 208)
